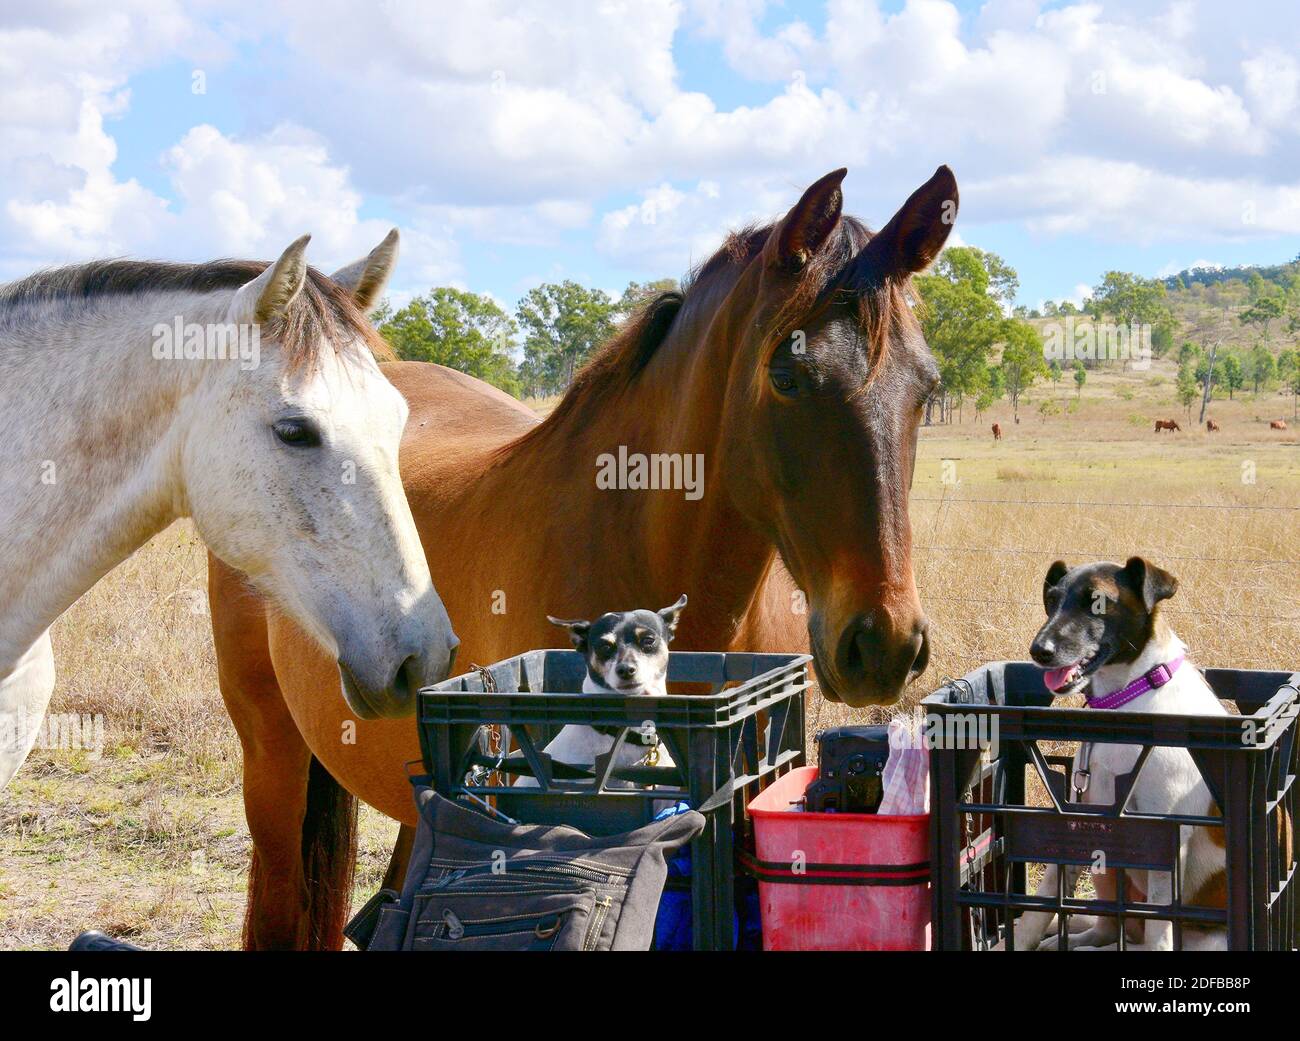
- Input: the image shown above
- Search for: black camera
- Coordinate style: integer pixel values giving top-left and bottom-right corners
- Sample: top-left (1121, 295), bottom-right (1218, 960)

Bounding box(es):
top-left (804, 725), bottom-right (891, 814)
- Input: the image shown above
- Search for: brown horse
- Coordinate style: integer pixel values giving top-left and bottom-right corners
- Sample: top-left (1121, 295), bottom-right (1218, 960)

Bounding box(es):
top-left (1206, 418), bottom-right (1220, 432)
top-left (1155, 418), bottom-right (1181, 432)
top-left (207, 165), bottom-right (957, 949)
top-left (991, 422), bottom-right (1002, 440)
top-left (1271, 419), bottom-right (1288, 430)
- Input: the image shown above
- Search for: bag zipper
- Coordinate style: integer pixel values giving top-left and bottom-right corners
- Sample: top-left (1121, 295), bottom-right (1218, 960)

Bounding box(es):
top-left (426, 858), bottom-right (619, 890)
top-left (583, 896), bottom-right (612, 951)
top-left (436, 906), bottom-right (581, 942)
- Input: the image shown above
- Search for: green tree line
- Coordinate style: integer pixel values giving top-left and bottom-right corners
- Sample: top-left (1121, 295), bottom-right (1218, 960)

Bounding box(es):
top-left (373, 278), bottom-right (676, 400)
top-left (373, 250), bottom-right (1300, 421)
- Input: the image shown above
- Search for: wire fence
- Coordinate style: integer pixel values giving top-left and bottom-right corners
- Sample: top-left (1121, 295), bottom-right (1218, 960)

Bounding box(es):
top-left (913, 495), bottom-right (1300, 512)
top-left (909, 490), bottom-right (1300, 674)
top-left (922, 594), bottom-right (1299, 622)
top-left (917, 544), bottom-right (1300, 565)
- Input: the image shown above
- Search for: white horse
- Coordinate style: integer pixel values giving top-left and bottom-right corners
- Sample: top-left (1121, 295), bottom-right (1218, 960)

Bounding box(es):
top-left (0, 232), bottom-right (458, 789)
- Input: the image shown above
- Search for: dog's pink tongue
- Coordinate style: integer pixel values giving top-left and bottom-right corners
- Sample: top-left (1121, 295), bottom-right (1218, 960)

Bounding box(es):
top-left (1043, 664), bottom-right (1077, 692)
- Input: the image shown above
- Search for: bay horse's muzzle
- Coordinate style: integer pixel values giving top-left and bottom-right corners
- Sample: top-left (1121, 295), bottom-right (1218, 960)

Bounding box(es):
top-left (822, 613), bottom-right (930, 706)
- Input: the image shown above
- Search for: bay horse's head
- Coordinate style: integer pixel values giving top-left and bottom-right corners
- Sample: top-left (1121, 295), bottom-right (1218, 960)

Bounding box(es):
top-left (712, 167), bottom-right (957, 706)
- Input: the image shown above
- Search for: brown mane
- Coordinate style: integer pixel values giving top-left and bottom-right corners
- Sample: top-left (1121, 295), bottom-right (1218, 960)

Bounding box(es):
top-left (0, 259), bottom-right (392, 368)
top-left (507, 214), bottom-right (914, 451)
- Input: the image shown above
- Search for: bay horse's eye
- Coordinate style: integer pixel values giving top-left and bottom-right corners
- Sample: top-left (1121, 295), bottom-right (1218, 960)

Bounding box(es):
top-left (272, 418), bottom-right (322, 448)
top-left (769, 371), bottom-right (798, 396)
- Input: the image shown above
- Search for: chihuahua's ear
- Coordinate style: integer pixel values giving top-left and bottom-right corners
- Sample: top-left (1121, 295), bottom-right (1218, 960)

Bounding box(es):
top-left (658, 594), bottom-right (688, 640)
top-left (1123, 557), bottom-right (1178, 611)
top-left (1043, 560), bottom-right (1069, 610)
top-left (547, 615), bottom-right (591, 651)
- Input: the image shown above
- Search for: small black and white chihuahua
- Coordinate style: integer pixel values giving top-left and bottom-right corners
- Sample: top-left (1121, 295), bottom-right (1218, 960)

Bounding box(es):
top-left (514, 595), bottom-right (687, 785)
top-left (548, 594), bottom-right (688, 699)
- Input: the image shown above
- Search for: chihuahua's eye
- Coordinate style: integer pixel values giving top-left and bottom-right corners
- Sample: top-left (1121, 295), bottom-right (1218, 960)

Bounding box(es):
top-left (769, 371), bottom-right (798, 396)
top-left (640, 636), bottom-right (657, 652)
top-left (273, 418), bottom-right (321, 448)
top-left (595, 639), bottom-right (616, 659)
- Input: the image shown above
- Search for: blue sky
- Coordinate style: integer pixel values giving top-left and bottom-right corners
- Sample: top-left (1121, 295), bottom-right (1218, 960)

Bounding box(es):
top-left (3, 1), bottom-right (1299, 312)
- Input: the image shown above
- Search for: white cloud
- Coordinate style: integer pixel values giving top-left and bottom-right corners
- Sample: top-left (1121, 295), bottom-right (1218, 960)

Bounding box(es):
top-left (3, 0), bottom-right (1300, 290)
top-left (598, 180), bottom-right (735, 272)
top-left (162, 123), bottom-right (462, 288)
top-left (0, 2), bottom-right (199, 270)
top-left (1242, 48), bottom-right (1300, 127)
top-left (971, 159), bottom-right (1300, 241)
top-left (1157, 258), bottom-right (1225, 278)
top-left (0, 3), bottom-right (460, 292)
top-left (686, 0), bottom-right (822, 82)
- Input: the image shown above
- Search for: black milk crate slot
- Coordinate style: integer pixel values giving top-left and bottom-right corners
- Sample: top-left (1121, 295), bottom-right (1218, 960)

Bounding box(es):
top-left (418, 649), bottom-right (811, 950)
top-left (924, 661), bottom-right (1299, 951)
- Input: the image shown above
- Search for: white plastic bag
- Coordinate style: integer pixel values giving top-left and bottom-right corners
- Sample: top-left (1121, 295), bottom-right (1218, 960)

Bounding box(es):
top-left (877, 713), bottom-right (929, 815)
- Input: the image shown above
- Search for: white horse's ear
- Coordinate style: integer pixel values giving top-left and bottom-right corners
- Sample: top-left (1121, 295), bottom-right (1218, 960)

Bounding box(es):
top-left (233, 235), bottom-right (311, 324)
top-left (330, 229), bottom-right (400, 314)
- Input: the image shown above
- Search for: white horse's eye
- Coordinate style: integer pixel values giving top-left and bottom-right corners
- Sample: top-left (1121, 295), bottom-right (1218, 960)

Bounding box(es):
top-left (272, 418), bottom-right (322, 448)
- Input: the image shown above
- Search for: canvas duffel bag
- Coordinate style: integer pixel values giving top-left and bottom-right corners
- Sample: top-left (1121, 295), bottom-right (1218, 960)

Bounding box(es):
top-left (346, 783), bottom-right (705, 951)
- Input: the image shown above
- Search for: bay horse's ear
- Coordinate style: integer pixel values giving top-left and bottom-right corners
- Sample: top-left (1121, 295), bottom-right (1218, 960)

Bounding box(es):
top-left (547, 615), bottom-right (591, 651)
top-left (764, 168), bottom-right (847, 270)
top-left (861, 165), bottom-right (958, 278)
top-left (232, 234), bottom-right (311, 323)
top-left (330, 229), bottom-right (400, 314)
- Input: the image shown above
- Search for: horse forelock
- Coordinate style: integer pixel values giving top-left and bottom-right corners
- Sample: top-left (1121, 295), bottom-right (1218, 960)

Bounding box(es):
top-left (0, 259), bottom-right (392, 371)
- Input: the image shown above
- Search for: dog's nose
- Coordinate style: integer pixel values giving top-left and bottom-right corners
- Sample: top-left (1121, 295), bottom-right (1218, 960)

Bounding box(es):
top-left (1030, 637), bottom-right (1055, 664)
top-left (616, 662), bottom-right (637, 680)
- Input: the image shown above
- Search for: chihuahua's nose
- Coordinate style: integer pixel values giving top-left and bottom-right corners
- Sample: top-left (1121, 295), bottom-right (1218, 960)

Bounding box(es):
top-left (616, 661), bottom-right (637, 680)
top-left (1030, 637), bottom-right (1055, 665)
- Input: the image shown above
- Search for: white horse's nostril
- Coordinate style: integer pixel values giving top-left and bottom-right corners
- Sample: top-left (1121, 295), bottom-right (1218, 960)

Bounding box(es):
top-left (393, 655), bottom-right (422, 701)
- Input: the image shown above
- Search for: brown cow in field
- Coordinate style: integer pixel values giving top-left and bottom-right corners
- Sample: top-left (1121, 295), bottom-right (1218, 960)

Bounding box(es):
top-left (1206, 419), bottom-right (1220, 432)
top-left (991, 422), bottom-right (1002, 441)
top-left (1155, 418), bottom-right (1181, 432)
top-left (1271, 419), bottom-right (1288, 430)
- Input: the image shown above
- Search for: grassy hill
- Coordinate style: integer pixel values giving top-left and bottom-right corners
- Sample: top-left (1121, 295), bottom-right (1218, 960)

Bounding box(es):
top-left (1033, 257), bottom-right (1300, 356)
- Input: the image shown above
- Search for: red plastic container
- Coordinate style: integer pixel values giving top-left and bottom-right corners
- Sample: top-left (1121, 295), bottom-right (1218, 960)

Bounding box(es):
top-left (746, 765), bottom-right (930, 950)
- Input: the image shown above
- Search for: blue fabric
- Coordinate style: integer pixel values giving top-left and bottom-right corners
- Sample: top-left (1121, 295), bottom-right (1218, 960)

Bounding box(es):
top-left (650, 801), bottom-right (761, 951)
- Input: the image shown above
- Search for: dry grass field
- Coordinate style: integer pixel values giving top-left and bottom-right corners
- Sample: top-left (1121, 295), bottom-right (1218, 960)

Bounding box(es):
top-left (2, 358), bottom-right (1296, 949)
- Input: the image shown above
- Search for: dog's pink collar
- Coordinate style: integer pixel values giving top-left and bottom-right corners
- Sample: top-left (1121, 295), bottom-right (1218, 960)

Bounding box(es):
top-left (1086, 656), bottom-right (1185, 710)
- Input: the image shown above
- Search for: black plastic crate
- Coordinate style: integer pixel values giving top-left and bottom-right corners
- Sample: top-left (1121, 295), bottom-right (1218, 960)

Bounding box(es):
top-left (418, 649), bottom-right (811, 950)
top-left (924, 662), bottom-right (1299, 951)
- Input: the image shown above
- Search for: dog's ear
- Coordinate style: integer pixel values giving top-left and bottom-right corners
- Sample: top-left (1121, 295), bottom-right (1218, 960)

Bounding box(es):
top-left (1043, 560), bottom-right (1069, 610)
top-left (547, 615), bottom-right (591, 651)
top-left (1123, 557), bottom-right (1178, 611)
top-left (658, 594), bottom-right (688, 640)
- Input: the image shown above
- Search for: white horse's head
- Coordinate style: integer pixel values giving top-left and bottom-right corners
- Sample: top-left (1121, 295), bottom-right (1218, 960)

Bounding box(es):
top-left (184, 232), bottom-right (457, 718)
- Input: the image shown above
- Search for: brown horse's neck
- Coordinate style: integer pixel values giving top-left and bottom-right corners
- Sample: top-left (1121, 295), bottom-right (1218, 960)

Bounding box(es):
top-left (480, 286), bottom-right (778, 649)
